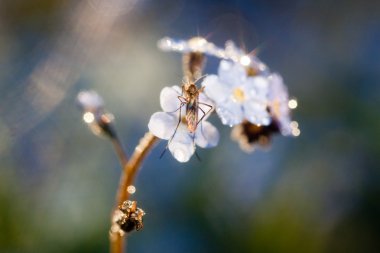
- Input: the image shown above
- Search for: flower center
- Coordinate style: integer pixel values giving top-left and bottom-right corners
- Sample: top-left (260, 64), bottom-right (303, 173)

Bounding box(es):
top-left (232, 87), bottom-right (246, 103)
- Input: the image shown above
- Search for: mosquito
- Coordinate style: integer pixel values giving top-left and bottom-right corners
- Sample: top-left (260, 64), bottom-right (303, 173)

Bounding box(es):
top-left (160, 75), bottom-right (213, 158)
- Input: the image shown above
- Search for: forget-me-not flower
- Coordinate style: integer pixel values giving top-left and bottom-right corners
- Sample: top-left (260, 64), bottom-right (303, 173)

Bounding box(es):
top-left (202, 60), bottom-right (271, 127)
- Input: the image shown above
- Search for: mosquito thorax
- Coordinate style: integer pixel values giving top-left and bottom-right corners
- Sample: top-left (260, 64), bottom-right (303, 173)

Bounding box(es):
top-left (185, 83), bottom-right (198, 95)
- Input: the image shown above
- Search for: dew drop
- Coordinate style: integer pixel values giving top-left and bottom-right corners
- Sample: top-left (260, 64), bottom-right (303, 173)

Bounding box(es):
top-left (240, 55), bottom-right (251, 66)
top-left (83, 112), bottom-right (95, 123)
top-left (292, 128), bottom-right (301, 137)
top-left (127, 185), bottom-right (136, 194)
top-left (290, 121), bottom-right (299, 129)
top-left (288, 99), bottom-right (298, 109)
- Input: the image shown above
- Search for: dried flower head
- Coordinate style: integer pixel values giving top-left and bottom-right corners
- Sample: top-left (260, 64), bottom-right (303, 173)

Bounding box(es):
top-left (231, 120), bottom-right (280, 152)
top-left (112, 200), bottom-right (145, 235)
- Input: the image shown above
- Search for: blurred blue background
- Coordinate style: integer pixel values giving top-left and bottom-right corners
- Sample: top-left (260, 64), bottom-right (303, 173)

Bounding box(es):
top-left (0, 0), bottom-right (379, 252)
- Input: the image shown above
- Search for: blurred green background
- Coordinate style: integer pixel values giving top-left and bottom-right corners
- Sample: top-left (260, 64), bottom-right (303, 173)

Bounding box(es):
top-left (0, 0), bottom-right (379, 252)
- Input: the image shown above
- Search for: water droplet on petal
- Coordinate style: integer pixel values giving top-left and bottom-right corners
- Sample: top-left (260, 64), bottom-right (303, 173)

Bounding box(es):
top-left (290, 121), bottom-right (299, 129)
top-left (83, 112), bottom-right (95, 123)
top-left (240, 55), bottom-right (251, 66)
top-left (288, 99), bottom-right (298, 109)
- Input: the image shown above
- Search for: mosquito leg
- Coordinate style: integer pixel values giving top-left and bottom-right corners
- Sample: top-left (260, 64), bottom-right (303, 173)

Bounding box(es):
top-left (166, 96), bottom-right (187, 114)
top-left (168, 94), bottom-right (189, 144)
top-left (160, 102), bottom-right (185, 159)
top-left (191, 132), bottom-right (202, 162)
top-left (197, 102), bottom-right (213, 126)
top-left (169, 95), bottom-right (189, 144)
top-left (197, 107), bottom-right (207, 139)
top-left (194, 150), bottom-right (202, 161)
top-left (178, 96), bottom-right (187, 103)
top-left (194, 103), bottom-right (213, 142)
top-left (168, 103), bottom-right (185, 145)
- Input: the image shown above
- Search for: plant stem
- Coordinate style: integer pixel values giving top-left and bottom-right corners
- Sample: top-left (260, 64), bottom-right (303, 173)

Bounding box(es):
top-left (182, 52), bottom-right (205, 81)
top-left (111, 137), bottom-right (128, 166)
top-left (110, 131), bottom-right (158, 253)
top-left (109, 48), bottom-right (204, 253)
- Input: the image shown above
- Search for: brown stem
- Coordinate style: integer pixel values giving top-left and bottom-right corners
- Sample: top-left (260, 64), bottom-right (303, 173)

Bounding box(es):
top-left (182, 52), bottom-right (205, 82)
top-left (116, 132), bottom-right (158, 205)
top-left (111, 137), bottom-right (128, 166)
top-left (110, 231), bottom-right (124, 253)
top-left (110, 45), bottom-right (205, 253)
top-left (110, 131), bottom-right (158, 253)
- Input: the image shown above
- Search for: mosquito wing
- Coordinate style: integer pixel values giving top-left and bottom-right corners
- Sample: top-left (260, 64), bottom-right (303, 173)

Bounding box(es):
top-left (186, 100), bottom-right (199, 133)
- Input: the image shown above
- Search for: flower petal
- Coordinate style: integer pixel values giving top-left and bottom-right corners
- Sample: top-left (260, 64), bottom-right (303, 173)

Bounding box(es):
top-left (216, 99), bottom-right (244, 126)
top-left (160, 86), bottom-right (182, 112)
top-left (148, 112), bottom-right (178, 140)
top-left (268, 73), bottom-right (288, 101)
top-left (218, 60), bottom-right (246, 87)
top-left (248, 76), bottom-right (269, 96)
top-left (203, 75), bottom-right (230, 104)
top-left (268, 73), bottom-right (292, 133)
top-left (168, 130), bottom-right (195, 162)
top-left (195, 121), bottom-right (219, 148)
top-left (279, 117), bottom-right (292, 136)
top-left (243, 100), bottom-right (271, 126)
top-left (243, 76), bottom-right (269, 99)
top-left (77, 90), bottom-right (104, 110)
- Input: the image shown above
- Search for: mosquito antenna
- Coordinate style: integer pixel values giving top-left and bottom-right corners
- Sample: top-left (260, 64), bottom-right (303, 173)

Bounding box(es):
top-left (193, 74), bottom-right (208, 85)
top-left (194, 150), bottom-right (202, 162)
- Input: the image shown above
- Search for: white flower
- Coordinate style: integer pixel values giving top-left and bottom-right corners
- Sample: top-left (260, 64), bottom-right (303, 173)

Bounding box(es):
top-left (267, 73), bottom-right (292, 136)
top-left (203, 60), bottom-right (271, 127)
top-left (77, 90), bottom-right (104, 111)
top-left (148, 86), bottom-right (219, 163)
top-left (158, 37), bottom-right (217, 54)
top-left (76, 90), bottom-right (117, 138)
top-left (158, 37), bottom-right (270, 75)
top-left (223, 41), bottom-right (270, 75)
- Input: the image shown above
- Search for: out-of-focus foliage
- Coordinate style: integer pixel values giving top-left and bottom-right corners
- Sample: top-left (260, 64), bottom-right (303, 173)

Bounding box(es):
top-left (0, 0), bottom-right (379, 252)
